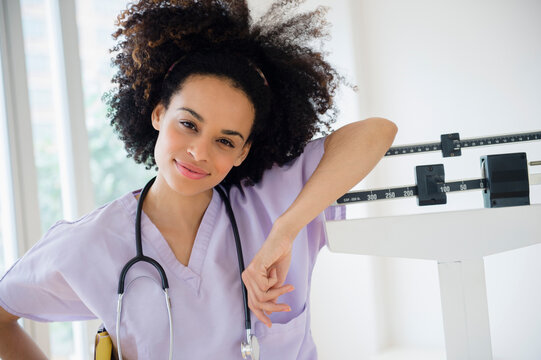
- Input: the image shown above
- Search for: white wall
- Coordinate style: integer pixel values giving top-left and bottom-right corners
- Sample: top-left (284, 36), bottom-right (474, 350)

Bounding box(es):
top-left (251, 0), bottom-right (541, 359)
top-left (346, 1), bottom-right (541, 359)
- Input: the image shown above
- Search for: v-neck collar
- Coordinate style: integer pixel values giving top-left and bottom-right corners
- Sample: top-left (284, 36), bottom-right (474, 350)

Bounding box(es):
top-left (123, 188), bottom-right (220, 293)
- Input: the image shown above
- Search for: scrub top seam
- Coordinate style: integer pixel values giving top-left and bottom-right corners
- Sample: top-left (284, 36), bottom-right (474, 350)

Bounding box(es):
top-left (187, 188), bottom-right (219, 277)
top-left (121, 188), bottom-right (220, 293)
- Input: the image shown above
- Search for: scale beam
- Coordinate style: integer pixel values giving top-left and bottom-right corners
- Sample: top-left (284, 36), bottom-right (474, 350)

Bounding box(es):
top-left (338, 151), bottom-right (539, 208)
top-left (385, 130), bottom-right (541, 157)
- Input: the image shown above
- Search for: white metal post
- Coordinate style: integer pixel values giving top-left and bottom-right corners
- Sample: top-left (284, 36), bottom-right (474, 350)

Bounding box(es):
top-left (438, 259), bottom-right (493, 360)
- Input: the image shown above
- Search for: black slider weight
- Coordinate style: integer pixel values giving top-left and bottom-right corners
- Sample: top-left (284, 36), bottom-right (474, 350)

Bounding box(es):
top-left (441, 133), bottom-right (461, 157)
top-left (481, 153), bottom-right (530, 208)
top-left (415, 164), bottom-right (447, 206)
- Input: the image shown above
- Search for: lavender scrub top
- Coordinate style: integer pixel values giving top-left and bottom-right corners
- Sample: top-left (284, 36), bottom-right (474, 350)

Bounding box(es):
top-left (0, 137), bottom-right (345, 360)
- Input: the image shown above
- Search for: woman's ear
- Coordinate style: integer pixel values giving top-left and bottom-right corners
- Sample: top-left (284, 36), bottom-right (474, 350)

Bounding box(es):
top-left (151, 103), bottom-right (165, 131)
top-left (234, 142), bottom-right (252, 167)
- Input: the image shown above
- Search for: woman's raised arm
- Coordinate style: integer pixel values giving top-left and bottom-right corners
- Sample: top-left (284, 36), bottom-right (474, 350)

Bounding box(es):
top-left (242, 117), bottom-right (397, 327)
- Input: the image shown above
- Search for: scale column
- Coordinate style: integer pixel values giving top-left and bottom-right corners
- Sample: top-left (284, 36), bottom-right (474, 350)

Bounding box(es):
top-left (437, 259), bottom-right (493, 360)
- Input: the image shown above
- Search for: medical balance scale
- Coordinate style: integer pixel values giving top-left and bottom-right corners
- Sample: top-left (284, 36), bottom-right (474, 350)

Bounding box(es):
top-left (326, 130), bottom-right (541, 360)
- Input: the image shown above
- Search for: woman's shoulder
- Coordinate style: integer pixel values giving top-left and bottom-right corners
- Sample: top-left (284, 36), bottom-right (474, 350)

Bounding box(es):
top-left (273, 136), bottom-right (326, 171)
top-left (43, 190), bottom-right (137, 245)
top-left (0, 191), bottom-right (138, 293)
top-left (229, 137), bottom-right (326, 215)
top-left (241, 136), bottom-right (326, 192)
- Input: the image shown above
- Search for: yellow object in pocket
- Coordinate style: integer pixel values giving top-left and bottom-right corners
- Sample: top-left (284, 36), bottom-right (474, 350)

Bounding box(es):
top-left (94, 329), bottom-right (114, 360)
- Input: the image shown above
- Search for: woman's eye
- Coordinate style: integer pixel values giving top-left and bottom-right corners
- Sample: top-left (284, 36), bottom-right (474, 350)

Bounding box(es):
top-left (180, 121), bottom-right (196, 130)
top-left (219, 139), bottom-right (234, 148)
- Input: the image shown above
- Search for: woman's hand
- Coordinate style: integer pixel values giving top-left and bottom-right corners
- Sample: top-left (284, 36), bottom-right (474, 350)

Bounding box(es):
top-left (242, 221), bottom-right (297, 328)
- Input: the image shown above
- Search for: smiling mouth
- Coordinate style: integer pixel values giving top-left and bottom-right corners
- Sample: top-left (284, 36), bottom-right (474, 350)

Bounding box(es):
top-left (174, 160), bottom-right (209, 179)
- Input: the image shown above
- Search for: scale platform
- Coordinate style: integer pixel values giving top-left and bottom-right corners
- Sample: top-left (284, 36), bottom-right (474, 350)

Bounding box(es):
top-left (325, 205), bottom-right (541, 360)
top-left (325, 130), bottom-right (541, 360)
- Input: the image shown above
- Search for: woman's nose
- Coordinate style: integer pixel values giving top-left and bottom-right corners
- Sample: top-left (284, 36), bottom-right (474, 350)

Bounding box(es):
top-left (187, 138), bottom-right (209, 161)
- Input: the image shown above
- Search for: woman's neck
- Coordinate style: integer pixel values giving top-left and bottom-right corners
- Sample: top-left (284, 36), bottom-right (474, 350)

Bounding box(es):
top-left (139, 174), bottom-right (213, 237)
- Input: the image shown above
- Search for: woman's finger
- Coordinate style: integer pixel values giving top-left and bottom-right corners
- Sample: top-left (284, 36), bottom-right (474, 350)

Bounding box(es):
top-left (248, 281), bottom-right (294, 305)
top-left (242, 263), bottom-right (272, 293)
top-left (267, 268), bottom-right (278, 288)
top-left (259, 301), bottom-right (290, 314)
top-left (248, 288), bottom-right (293, 314)
top-left (260, 284), bottom-right (294, 303)
top-left (252, 308), bottom-right (271, 328)
top-left (244, 282), bottom-right (293, 325)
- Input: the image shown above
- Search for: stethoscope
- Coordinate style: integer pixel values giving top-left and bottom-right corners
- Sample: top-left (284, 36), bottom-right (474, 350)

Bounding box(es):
top-left (116, 176), bottom-right (259, 360)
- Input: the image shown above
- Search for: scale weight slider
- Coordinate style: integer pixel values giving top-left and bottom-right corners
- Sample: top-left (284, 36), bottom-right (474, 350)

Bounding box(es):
top-left (440, 133), bottom-right (461, 157)
top-left (481, 153), bottom-right (530, 208)
top-left (415, 164), bottom-right (447, 206)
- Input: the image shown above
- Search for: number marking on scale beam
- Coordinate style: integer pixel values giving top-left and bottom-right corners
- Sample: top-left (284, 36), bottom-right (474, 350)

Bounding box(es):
top-left (336, 178), bottom-right (486, 204)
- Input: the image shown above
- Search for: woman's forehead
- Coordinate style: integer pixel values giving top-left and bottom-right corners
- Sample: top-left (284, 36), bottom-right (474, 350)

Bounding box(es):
top-left (169, 75), bottom-right (254, 132)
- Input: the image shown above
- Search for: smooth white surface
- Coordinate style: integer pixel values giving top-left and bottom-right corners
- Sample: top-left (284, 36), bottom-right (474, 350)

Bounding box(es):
top-left (326, 205), bottom-right (541, 262)
top-left (374, 347), bottom-right (446, 360)
top-left (531, 173), bottom-right (541, 185)
top-left (438, 260), bottom-right (492, 360)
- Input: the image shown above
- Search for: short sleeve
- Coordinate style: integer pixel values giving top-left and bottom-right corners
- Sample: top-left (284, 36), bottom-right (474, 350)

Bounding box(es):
top-left (266, 136), bottom-right (346, 221)
top-left (0, 221), bottom-right (96, 322)
top-left (240, 136), bottom-right (346, 252)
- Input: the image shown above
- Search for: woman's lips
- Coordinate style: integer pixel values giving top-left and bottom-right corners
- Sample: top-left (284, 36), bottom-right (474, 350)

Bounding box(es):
top-left (174, 160), bottom-right (209, 180)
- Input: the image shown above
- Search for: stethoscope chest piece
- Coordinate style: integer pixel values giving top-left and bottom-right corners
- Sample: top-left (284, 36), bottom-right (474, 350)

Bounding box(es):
top-left (241, 333), bottom-right (260, 360)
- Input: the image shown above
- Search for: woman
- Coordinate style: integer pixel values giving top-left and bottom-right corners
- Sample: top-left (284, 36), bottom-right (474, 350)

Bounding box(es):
top-left (0, 0), bottom-right (396, 359)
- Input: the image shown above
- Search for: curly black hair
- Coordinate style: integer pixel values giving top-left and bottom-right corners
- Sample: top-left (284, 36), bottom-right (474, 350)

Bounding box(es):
top-left (105, 0), bottom-right (344, 186)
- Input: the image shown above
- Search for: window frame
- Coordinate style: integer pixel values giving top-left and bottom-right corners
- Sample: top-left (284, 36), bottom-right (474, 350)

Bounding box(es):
top-left (1, 0), bottom-right (98, 358)
top-left (0, 0), bottom-right (51, 355)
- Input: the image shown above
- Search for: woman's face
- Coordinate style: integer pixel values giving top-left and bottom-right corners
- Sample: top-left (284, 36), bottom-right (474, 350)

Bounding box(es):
top-left (152, 74), bottom-right (254, 196)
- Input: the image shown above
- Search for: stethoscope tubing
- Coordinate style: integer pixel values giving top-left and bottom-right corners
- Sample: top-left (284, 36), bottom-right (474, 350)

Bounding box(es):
top-left (118, 177), bottom-right (169, 294)
top-left (214, 185), bottom-right (252, 332)
top-left (115, 176), bottom-right (254, 359)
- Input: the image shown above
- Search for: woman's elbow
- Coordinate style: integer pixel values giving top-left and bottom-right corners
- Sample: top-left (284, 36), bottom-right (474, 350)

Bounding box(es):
top-left (364, 117), bottom-right (398, 145)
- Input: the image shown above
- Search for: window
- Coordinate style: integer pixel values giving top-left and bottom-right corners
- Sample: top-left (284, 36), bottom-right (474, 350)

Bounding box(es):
top-left (15, 0), bottom-right (151, 358)
top-left (0, 48), bottom-right (14, 276)
top-left (20, 0), bottom-right (63, 235)
top-left (76, 0), bottom-right (151, 206)
top-left (20, 1), bottom-right (69, 358)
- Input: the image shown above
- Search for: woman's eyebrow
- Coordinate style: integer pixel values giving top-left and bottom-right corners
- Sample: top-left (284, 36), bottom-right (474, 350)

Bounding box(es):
top-left (178, 107), bottom-right (245, 141)
top-left (221, 129), bottom-right (245, 142)
top-left (179, 107), bottom-right (203, 122)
